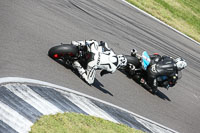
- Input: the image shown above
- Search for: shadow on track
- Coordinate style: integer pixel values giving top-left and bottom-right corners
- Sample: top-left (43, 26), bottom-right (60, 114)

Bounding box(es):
top-left (119, 70), bottom-right (171, 101)
top-left (92, 79), bottom-right (113, 96)
top-left (155, 90), bottom-right (171, 101)
top-left (49, 57), bottom-right (113, 96)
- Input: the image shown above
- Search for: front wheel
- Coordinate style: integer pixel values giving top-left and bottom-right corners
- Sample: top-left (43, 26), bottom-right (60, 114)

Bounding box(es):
top-left (124, 55), bottom-right (140, 67)
top-left (123, 55), bottom-right (140, 75)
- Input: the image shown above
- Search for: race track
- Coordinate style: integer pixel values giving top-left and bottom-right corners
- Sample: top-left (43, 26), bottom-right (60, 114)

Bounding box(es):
top-left (0, 0), bottom-right (200, 133)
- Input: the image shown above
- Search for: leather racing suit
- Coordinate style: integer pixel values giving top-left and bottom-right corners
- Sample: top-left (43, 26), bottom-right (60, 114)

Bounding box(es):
top-left (147, 54), bottom-right (178, 90)
top-left (71, 40), bottom-right (127, 85)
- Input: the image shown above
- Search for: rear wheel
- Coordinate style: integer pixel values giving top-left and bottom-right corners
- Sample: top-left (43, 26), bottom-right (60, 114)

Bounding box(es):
top-left (48, 44), bottom-right (78, 60)
top-left (48, 44), bottom-right (79, 67)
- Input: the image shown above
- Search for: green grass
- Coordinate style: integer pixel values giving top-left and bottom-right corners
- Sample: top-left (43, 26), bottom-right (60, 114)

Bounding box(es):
top-left (30, 112), bottom-right (143, 133)
top-left (127, 0), bottom-right (200, 42)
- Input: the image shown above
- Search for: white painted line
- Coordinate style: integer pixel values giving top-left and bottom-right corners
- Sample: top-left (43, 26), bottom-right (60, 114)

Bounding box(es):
top-left (3, 83), bottom-right (63, 115)
top-left (66, 93), bottom-right (118, 123)
top-left (0, 101), bottom-right (33, 133)
top-left (0, 77), bottom-right (178, 133)
top-left (121, 0), bottom-right (200, 45)
top-left (134, 116), bottom-right (172, 133)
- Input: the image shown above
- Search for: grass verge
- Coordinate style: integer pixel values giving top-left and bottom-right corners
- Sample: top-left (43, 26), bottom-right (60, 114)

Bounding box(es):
top-left (30, 112), bottom-right (143, 133)
top-left (127, 0), bottom-right (200, 43)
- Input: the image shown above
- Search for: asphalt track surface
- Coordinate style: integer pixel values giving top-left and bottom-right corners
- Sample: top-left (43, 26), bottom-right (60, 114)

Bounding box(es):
top-left (0, 0), bottom-right (200, 133)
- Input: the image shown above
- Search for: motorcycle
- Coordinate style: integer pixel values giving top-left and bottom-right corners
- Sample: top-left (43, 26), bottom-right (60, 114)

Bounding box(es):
top-left (123, 51), bottom-right (180, 94)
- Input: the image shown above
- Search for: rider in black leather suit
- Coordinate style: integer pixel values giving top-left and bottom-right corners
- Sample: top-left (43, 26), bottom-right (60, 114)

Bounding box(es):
top-left (147, 54), bottom-right (178, 92)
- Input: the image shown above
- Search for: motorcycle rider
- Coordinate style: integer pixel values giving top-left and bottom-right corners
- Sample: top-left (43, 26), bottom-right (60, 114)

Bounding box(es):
top-left (71, 40), bottom-right (127, 85)
top-left (131, 49), bottom-right (187, 93)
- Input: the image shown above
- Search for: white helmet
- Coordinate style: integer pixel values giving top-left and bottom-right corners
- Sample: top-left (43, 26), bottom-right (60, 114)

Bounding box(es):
top-left (175, 57), bottom-right (187, 71)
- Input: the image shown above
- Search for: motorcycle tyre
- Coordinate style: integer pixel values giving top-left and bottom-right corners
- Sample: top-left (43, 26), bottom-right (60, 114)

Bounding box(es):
top-left (124, 55), bottom-right (140, 67)
top-left (48, 44), bottom-right (78, 59)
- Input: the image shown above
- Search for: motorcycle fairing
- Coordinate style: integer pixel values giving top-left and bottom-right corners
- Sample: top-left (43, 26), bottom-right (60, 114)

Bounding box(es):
top-left (142, 51), bottom-right (151, 70)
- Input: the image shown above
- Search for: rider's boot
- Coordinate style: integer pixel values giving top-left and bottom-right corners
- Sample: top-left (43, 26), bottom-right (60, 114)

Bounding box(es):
top-left (72, 61), bottom-right (86, 77)
top-left (163, 81), bottom-right (170, 90)
top-left (72, 61), bottom-right (94, 85)
top-left (71, 41), bottom-right (79, 46)
top-left (71, 41), bottom-right (85, 46)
